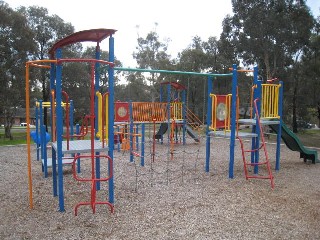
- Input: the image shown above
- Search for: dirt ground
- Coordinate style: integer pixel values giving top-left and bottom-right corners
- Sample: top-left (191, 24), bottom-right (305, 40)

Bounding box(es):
top-left (1, 136), bottom-right (320, 240)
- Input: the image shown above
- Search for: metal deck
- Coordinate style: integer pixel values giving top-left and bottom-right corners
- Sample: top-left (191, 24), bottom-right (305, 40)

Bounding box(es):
top-left (51, 140), bottom-right (109, 154)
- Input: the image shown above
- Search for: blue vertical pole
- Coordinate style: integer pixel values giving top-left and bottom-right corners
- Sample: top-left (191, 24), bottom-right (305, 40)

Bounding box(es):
top-left (251, 66), bottom-right (259, 165)
top-left (70, 100), bottom-right (74, 140)
top-left (251, 66), bottom-right (258, 163)
top-left (136, 124), bottom-right (139, 151)
top-left (108, 35), bottom-right (115, 204)
top-left (117, 125), bottom-right (121, 152)
top-left (205, 76), bottom-right (213, 172)
top-left (75, 124), bottom-right (81, 173)
top-left (141, 123), bottom-right (145, 166)
top-left (275, 81), bottom-right (283, 170)
top-left (49, 62), bottom-right (57, 197)
top-left (229, 64), bottom-right (238, 179)
top-left (129, 101), bottom-right (134, 162)
top-left (182, 89), bottom-right (186, 145)
top-left (55, 48), bottom-right (65, 212)
top-left (254, 80), bottom-right (262, 174)
top-left (39, 100), bottom-right (44, 161)
top-left (95, 45), bottom-right (101, 191)
top-left (160, 85), bottom-right (163, 103)
top-left (166, 84), bottom-right (171, 144)
top-left (42, 124), bottom-right (48, 178)
top-left (35, 104), bottom-right (40, 161)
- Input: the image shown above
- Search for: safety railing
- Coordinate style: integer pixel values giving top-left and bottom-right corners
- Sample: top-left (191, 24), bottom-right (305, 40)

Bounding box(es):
top-left (170, 102), bottom-right (183, 120)
top-left (261, 84), bottom-right (281, 119)
top-left (132, 102), bottom-right (167, 122)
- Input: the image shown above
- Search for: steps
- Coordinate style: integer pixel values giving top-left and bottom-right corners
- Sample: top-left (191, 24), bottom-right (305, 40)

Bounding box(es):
top-left (237, 99), bottom-right (274, 189)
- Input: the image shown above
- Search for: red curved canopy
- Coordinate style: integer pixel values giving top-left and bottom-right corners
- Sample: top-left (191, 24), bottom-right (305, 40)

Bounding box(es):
top-left (161, 81), bottom-right (186, 90)
top-left (49, 28), bottom-right (117, 58)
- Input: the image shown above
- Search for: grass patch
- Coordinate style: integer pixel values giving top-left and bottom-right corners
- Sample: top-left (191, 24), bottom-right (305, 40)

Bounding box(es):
top-left (0, 130), bottom-right (27, 146)
top-left (250, 128), bottom-right (320, 149)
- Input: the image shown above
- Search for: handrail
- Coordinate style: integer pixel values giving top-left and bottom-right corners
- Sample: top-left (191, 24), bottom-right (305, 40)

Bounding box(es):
top-left (185, 106), bottom-right (204, 130)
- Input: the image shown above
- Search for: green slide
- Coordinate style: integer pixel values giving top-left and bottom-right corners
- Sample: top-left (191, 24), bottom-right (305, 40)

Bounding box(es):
top-left (269, 123), bottom-right (319, 164)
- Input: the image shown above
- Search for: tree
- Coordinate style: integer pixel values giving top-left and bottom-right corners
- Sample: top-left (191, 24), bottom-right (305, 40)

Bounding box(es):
top-left (0, 1), bottom-right (36, 138)
top-left (133, 28), bottom-right (173, 102)
top-left (18, 5), bottom-right (74, 128)
top-left (298, 15), bottom-right (320, 127)
top-left (61, 46), bottom-right (123, 122)
top-left (176, 36), bottom-right (210, 121)
top-left (222, 0), bottom-right (314, 79)
top-left (222, 0), bottom-right (315, 132)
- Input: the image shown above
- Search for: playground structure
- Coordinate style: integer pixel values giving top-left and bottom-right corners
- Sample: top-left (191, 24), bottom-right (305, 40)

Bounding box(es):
top-left (31, 99), bottom-right (76, 178)
top-left (24, 29), bottom-right (230, 214)
top-left (24, 28), bottom-right (319, 214)
top-left (205, 66), bottom-right (319, 188)
top-left (26, 29), bottom-right (117, 214)
top-left (205, 66), bottom-right (284, 188)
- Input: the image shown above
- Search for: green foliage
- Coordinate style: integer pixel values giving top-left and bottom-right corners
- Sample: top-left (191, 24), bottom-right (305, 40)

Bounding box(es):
top-left (222, 0), bottom-right (314, 80)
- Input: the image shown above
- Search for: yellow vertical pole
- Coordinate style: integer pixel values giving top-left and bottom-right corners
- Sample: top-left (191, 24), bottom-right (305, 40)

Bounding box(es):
top-left (105, 93), bottom-right (109, 144)
top-left (96, 91), bottom-right (102, 140)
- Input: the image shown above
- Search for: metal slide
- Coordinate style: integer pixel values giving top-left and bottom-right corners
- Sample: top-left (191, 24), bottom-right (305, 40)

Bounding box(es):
top-left (269, 123), bottom-right (319, 164)
top-left (185, 125), bottom-right (200, 143)
top-left (154, 123), bottom-right (168, 139)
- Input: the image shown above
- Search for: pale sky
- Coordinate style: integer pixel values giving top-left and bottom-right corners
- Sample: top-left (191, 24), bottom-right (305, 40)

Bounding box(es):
top-left (5, 0), bottom-right (320, 67)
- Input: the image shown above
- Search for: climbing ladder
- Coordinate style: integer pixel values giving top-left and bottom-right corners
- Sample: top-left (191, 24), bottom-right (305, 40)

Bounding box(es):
top-left (237, 98), bottom-right (274, 188)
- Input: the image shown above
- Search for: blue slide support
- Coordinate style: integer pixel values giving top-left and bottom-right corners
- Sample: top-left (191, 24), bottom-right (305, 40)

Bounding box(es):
top-left (275, 81), bottom-right (283, 170)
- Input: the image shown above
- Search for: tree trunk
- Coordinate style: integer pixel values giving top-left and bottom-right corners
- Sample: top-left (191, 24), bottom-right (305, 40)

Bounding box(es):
top-left (264, 51), bottom-right (271, 81)
top-left (4, 125), bottom-right (13, 140)
top-left (317, 102), bottom-right (320, 127)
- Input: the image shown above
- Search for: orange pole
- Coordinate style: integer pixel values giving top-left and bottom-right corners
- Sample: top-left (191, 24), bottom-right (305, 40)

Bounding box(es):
top-left (25, 63), bottom-right (33, 209)
top-left (25, 59), bottom-right (56, 210)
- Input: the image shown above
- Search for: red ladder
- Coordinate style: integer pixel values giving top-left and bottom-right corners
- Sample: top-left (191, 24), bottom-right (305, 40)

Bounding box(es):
top-left (237, 98), bottom-right (274, 189)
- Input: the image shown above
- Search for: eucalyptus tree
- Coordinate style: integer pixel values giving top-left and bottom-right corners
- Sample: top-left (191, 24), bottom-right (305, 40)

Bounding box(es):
top-left (17, 5), bottom-right (74, 128)
top-left (221, 0), bottom-right (314, 131)
top-left (60, 46), bottom-right (123, 122)
top-left (133, 29), bottom-right (173, 102)
top-left (299, 16), bottom-right (320, 126)
top-left (221, 0), bottom-right (314, 80)
top-left (175, 36), bottom-right (210, 120)
top-left (0, 1), bottom-right (36, 138)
